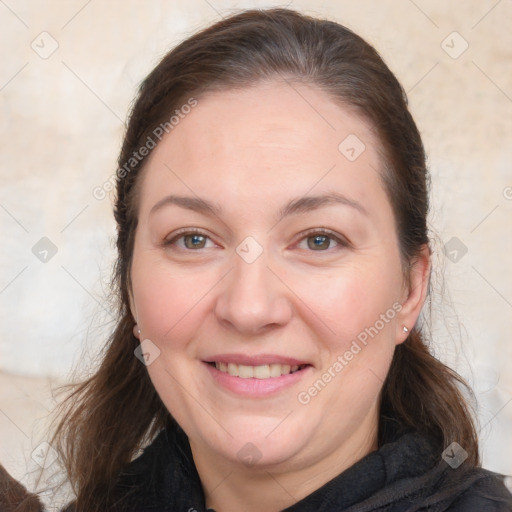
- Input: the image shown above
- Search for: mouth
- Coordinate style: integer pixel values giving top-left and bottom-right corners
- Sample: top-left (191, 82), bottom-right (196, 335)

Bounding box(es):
top-left (207, 361), bottom-right (308, 379)
top-left (203, 355), bottom-right (312, 396)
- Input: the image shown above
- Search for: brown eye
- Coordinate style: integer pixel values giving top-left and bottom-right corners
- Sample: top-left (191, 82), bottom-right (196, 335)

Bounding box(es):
top-left (183, 234), bottom-right (208, 249)
top-left (306, 235), bottom-right (335, 250)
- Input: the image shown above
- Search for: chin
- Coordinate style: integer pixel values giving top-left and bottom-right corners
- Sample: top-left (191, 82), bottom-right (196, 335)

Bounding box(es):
top-left (210, 417), bottom-right (314, 469)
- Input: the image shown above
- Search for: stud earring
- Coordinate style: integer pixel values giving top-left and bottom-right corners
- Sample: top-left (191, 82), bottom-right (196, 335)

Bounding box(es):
top-left (403, 326), bottom-right (409, 333)
top-left (133, 324), bottom-right (141, 338)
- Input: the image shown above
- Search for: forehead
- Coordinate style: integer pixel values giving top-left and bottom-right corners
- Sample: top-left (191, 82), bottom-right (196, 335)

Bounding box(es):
top-left (138, 81), bottom-right (389, 219)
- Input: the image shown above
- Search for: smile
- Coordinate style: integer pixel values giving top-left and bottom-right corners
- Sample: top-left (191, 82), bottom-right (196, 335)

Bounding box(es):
top-left (212, 362), bottom-right (306, 379)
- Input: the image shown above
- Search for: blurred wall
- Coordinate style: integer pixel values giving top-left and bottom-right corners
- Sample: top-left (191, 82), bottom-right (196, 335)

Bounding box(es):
top-left (1, 0), bottom-right (511, 488)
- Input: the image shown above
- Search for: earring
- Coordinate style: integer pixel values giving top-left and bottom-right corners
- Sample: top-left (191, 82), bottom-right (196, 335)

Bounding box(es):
top-left (403, 326), bottom-right (409, 333)
top-left (133, 324), bottom-right (141, 338)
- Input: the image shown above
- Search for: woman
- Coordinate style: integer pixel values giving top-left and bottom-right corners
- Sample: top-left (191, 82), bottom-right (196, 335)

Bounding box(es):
top-left (46, 8), bottom-right (511, 511)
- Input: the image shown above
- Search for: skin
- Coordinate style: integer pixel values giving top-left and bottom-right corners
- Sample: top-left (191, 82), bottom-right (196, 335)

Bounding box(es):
top-left (129, 81), bottom-right (430, 512)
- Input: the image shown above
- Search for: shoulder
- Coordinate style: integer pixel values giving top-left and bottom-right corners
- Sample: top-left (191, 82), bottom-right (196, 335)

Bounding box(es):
top-left (443, 469), bottom-right (512, 511)
top-left (369, 432), bottom-right (512, 512)
top-left (62, 428), bottom-right (175, 511)
top-left (109, 428), bottom-right (174, 507)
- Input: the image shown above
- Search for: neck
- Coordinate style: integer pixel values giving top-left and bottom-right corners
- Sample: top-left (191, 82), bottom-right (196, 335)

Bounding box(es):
top-left (190, 421), bottom-right (378, 512)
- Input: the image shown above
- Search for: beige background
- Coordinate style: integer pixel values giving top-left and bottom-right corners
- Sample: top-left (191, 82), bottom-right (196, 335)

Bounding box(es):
top-left (1, 0), bottom-right (511, 504)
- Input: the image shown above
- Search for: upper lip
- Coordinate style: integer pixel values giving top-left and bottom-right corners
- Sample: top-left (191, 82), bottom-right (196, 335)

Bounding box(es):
top-left (204, 353), bottom-right (311, 366)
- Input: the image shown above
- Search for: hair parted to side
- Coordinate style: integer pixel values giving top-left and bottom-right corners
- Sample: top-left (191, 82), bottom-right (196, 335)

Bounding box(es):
top-left (51, 8), bottom-right (479, 510)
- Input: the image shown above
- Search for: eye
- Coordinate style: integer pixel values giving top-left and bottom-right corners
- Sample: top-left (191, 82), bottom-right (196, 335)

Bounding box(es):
top-left (166, 230), bottom-right (216, 250)
top-left (182, 233), bottom-right (209, 249)
top-left (306, 234), bottom-right (335, 250)
top-left (295, 230), bottom-right (347, 251)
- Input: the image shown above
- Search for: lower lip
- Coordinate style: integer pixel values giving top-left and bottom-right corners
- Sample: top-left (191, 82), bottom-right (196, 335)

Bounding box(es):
top-left (204, 362), bottom-right (311, 397)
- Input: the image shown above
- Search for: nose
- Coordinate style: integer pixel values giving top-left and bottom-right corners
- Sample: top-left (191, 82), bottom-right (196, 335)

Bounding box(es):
top-left (214, 250), bottom-right (293, 335)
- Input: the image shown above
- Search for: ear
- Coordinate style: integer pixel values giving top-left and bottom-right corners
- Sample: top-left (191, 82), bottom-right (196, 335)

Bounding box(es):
top-left (127, 275), bottom-right (138, 323)
top-left (395, 244), bottom-right (430, 344)
top-left (128, 288), bottom-right (142, 340)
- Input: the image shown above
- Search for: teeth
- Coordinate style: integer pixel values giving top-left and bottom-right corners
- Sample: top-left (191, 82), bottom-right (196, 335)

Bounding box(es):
top-left (214, 362), bottom-right (304, 379)
top-left (254, 365), bottom-right (270, 379)
top-left (238, 364), bottom-right (254, 378)
top-left (227, 363), bottom-right (239, 377)
top-left (269, 363), bottom-right (282, 377)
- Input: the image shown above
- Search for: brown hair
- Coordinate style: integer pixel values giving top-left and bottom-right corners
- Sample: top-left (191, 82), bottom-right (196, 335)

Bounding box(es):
top-left (51, 8), bottom-right (479, 510)
top-left (0, 464), bottom-right (44, 512)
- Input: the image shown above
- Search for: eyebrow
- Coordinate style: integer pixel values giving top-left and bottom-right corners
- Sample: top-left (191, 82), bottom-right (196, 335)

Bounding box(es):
top-left (278, 192), bottom-right (368, 219)
top-left (149, 192), bottom-right (367, 219)
top-left (150, 195), bottom-right (222, 217)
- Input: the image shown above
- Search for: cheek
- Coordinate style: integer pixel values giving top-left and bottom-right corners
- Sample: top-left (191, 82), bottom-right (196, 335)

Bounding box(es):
top-left (130, 254), bottom-right (218, 343)
top-left (289, 260), bottom-right (402, 351)
top-left (294, 268), bottom-right (400, 425)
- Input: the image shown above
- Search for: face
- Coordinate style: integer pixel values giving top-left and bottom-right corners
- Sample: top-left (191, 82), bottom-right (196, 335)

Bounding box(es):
top-left (129, 81), bottom-right (425, 476)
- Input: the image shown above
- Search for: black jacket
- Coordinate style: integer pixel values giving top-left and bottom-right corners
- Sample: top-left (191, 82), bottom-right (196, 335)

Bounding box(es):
top-left (77, 422), bottom-right (512, 512)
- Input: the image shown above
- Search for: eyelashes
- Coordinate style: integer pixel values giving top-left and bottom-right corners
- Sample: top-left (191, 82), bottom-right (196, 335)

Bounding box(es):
top-left (165, 228), bottom-right (218, 250)
top-left (293, 228), bottom-right (349, 252)
top-left (164, 228), bottom-right (350, 253)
